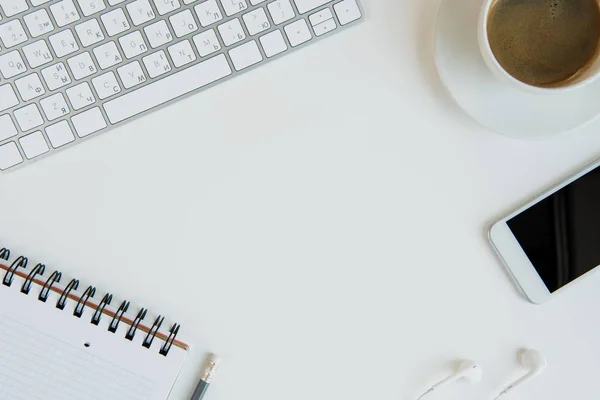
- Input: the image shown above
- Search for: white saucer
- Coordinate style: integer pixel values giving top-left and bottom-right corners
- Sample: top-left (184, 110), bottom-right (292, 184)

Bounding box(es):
top-left (434, 0), bottom-right (600, 138)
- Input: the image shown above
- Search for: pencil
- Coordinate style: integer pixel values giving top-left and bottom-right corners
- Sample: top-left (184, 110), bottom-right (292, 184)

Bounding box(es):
top-left (190, 353), bottom-right (221, 400)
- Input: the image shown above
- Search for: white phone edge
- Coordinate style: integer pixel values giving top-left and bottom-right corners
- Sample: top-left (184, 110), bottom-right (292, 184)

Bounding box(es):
top-left (488, 157), bottom-right (600, 305)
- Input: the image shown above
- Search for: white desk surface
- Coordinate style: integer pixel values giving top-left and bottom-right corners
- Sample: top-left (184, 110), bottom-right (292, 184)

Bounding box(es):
top-left (2, 1), bottom-right (600, 399)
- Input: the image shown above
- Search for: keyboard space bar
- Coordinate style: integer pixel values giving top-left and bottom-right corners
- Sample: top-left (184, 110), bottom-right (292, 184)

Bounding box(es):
top-left (104, 54), bottom-right (232, 124)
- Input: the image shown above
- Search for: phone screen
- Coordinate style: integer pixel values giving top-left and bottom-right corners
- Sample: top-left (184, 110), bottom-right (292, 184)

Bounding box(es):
top-left (507, 165), bottom-right (600, 292)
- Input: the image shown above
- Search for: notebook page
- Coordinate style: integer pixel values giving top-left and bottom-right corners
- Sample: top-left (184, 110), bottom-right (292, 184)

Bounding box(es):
top-left (0, 272), bottom-right (187, 400)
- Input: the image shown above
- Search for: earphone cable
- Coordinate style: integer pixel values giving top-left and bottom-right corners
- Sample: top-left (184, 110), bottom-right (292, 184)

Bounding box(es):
top-left (415, 388), bottom-right (433, 400)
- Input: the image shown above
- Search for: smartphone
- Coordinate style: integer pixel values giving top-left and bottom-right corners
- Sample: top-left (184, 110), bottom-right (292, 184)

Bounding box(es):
top-left (489, 158), bottom-right (600, 304)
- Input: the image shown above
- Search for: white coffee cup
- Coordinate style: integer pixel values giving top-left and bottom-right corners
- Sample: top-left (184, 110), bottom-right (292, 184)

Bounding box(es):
top-left (477, 0), bottom-right (600, 94)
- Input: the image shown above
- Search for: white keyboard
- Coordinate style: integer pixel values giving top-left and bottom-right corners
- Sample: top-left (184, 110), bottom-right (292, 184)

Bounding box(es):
top-left (0, 0), bottom-right (362, 171)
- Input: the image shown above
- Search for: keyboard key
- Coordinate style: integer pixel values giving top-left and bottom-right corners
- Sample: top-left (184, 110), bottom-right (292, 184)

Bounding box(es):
top-left (220, 0), bottom-right (247, 16)
top-left (46, 121), bottom-right (75, 148)
top-left (117, 61), bottom-right (147, 88)
top-left (0, 51), bottom-right (27, 79)
top-left (169, 9), bottom-right (198, 37)
top-left (13, 104), bottom-right (44, 131)
top-left (153, 0), bottom-right (181, 15)
top-left (23, 9), bottom-right (55, 38)
top-left (292, 0), bottom-right (329, 14)
top-left (75, 19), bottom-right (105, 47)
top-left (77, 0), bottom-right (106, 17)
top-left (93, 41), bottom-right (123, 69)
top-left (108, 0), bottom-right (127, 4)
top-left (104, 54), bottom-right (232, 124)
top-left (0, 115), bottom-right (18, 141)
top-left (50, 0), bottom-right (81, 27)
top-left (22, 40), bottom-right (53, 68)
top-left (229, 40), bottom-right (262, 71)
top-left (72, 107), bottom-right (107, 137)
top-left (194, 0), bottom-right (223, 27)
top-left (143, 50), bottom-right (172, 78)
top-left (0, 142), bottom-right (23, 170)
top-left (333, 0), bottom-right (361, 25)
top-left (267, 0), bottom-right (295, 25)
top-left (19, 131), bottom-right (49, 159)
top-left (119, 31), bottom-right (149, 58)
top-left (0, 0), bottom-right (28, 17)
top-left (192, 29), bottom-right (221, 57)
top-left (217, 18), bottom-right (245, 46)
top-left (49, 29), bottom-right (79, 57)
top-left (67, 52), bottom-right (97, 79)
top-left (15, 73), bottom-right (46, 101)
top-left (243, 8), bottom-right (271, 36)
top-left (168, 40), bottom-right (196, 67)
top-left (66, 82), bottom-right (96, 110)
top-left (144, 20), bottom-right (173, 48)
top-left (309, 8), bottom-right (332, 25)
top-left (0, 20), bottom-right (28, 48)
top-left (127, 0), bottom-right (156, 26)
top-left (313, 18), bottom-right (336, 36)
top-left (91, 71), bottom-right (121, 99)
top-left (41, 62), bottom-right (71, 90)
top-left (284, 19), bottom-right (311, 47)
top-left (31, 0), bottom-right (53, 5)
top-left (311, 9), bottom-right (336, 37)
top-left (0, 84), bottom-right (19, 112)
top-left (259, 29), bottom-right (287, 57)
top-left (101, 8), bottom-right (131, 36)
top-left (40, 93), bottom-right (70, 121)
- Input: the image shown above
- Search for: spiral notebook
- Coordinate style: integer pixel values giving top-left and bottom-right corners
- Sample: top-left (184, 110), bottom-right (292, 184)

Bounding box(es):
top-left (0, 246), bottom-right (189, 400)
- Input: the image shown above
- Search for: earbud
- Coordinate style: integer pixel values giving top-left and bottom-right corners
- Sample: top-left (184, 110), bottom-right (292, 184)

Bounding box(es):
top-left (495, 349), bottom-right (547, 399)
top-left (416, 360), bottom-right (482, 399)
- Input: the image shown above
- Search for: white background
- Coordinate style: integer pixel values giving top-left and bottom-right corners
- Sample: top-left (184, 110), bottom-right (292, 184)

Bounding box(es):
top-left (2, 0), bottom-right (600, 399)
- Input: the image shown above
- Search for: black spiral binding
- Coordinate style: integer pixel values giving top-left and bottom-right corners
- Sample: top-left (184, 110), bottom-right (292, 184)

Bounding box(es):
top-left (39, 270), bottom-right (62, 302)
top-left (0, 247), bottom-right (9, 260)
top-left (1, 247), bottom-right (182, 356)
top-left (3, 255), bottom-right (28, 287)
top-left (108, 300), bottom-right (130, 333)
top-left (73, 285), bottom-right (96, 318)
top-left (126, 308), bottom-right (148, 340)
top-left (143, 316), bottom-right (165, 348)
top-left (21, 263), bottom-right (45, 294)
top-left (160, 323), bottom-right (181, 356)
top-left (91, 293), bottom-right (112, 325)
top-left (56, 278), bottom-right (79, 310)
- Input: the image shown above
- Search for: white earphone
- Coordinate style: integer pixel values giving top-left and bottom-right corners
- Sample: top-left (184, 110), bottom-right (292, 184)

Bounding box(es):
top-left (416, 359), bottom-right (483, 400)
top-left (494, 349), bottom-right (547, 399)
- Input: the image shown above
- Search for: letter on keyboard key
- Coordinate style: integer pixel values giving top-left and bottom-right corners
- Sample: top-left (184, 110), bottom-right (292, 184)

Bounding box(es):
top-left (23, 10), bottom-right (54, 38)
top-left (72, 107), bottom-right (107, 137)
top-left (292, 0), bottom-right (330, 14)
top-left (0, 142), bottom-right (23, 171)
top-left (0, 51), bottom-right (27, 79)
top-left (0, 84), bottom-right (19, 112)
top-left (0, 20), bottom-right (28, 48)
top-left (15, 73), bottom-right (46, 101)
top-left (229, 41), bottom-right (263, 71)
top-left (104, 54), bottom-right (232, 124)
top-left (50, 0), bottom-right (81, 27)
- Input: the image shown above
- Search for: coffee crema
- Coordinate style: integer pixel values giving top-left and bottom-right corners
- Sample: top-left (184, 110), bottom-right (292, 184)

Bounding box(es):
top-left (487, 0), bottom-right (600, 87)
